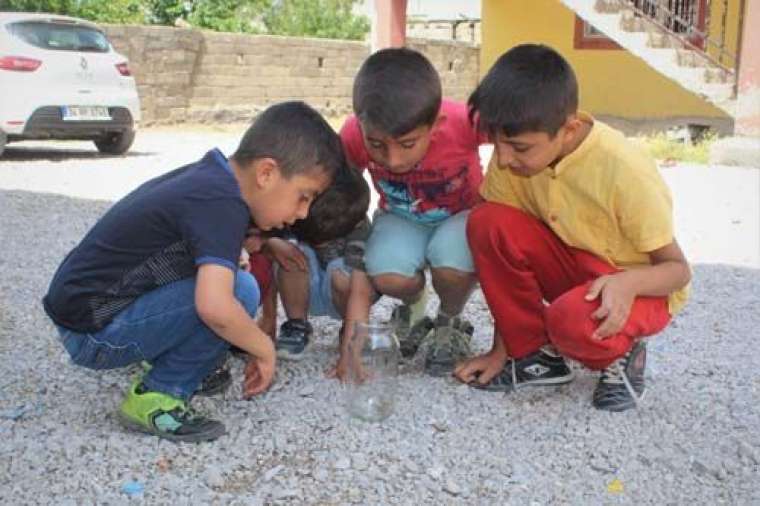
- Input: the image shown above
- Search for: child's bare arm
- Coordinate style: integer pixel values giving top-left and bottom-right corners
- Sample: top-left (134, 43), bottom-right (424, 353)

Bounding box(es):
top-left (195, 264), bottom-right (276, 396)
top-left (258, 282), bottom-right (278, 338)
top-left (327, 269), bottom-right (375, 381)
top-left (585, 239), bottom-right (691, 340)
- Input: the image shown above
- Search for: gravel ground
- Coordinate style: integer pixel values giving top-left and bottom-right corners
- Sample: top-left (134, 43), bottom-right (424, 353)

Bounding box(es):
top-left (1, 133), bottom-right (759, 504)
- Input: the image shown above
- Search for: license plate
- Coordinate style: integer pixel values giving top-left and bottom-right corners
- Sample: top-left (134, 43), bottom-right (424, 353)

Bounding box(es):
top-left (61, 106), bottom-right (111, 121)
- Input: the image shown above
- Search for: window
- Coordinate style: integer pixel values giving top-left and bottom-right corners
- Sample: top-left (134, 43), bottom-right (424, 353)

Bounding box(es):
top-left (8, 22), bottom-right (110, 53)
top-left (573, 16), bottom-right (622, 50)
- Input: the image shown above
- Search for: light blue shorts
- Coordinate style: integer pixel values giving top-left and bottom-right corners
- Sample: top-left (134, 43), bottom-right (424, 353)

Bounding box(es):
top-left (301, 244), bottom-right (348, 320)
top-left (364, 210), bottom-right (474, 277)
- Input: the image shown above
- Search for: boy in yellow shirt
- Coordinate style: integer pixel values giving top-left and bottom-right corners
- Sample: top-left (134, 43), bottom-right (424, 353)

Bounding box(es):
top-left (455, 44), bottom-right (691, 411)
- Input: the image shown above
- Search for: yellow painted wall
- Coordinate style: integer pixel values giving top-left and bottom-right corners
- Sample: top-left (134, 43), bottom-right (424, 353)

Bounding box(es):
top-left (707, 0), bottom-right (742, 69)
top-left (481, 0), bottom-right (729, 121)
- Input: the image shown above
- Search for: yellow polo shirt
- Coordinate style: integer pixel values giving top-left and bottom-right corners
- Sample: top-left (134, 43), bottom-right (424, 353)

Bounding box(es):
top-left (480, 114), bottom-right (689, 314)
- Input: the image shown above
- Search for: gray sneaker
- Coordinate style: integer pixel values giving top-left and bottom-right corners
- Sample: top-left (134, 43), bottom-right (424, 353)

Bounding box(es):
top-left (390, 304), bottom-right (435, 358)
top-left (424, 315), bottom-right (474, 376)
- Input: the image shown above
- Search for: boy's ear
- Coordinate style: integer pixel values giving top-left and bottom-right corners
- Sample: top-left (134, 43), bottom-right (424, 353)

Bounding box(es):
top-left (561, 114), bottom-right (583, 143)
top-left (253, 157), bottom-right (280, 188)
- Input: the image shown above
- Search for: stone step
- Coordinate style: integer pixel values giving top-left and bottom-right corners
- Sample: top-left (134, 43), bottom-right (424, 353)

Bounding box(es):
top-left (619, 11), bottom-right (648, 32)
top-left (595, 0), bottom-right (625, 14)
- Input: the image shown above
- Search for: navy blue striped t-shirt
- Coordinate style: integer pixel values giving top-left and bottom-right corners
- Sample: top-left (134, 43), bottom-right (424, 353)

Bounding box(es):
top-left (43, 149), bottom-right (250, 332)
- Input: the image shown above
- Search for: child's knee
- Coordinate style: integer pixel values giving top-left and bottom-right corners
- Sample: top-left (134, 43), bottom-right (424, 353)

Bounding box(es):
top-left (545, 285), bottom-right (597, 355)
top-left (234, 271), bottom-right (260, 315)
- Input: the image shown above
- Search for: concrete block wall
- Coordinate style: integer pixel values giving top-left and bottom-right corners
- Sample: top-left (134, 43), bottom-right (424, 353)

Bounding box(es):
top-left (103, 26), bottom-right (480, 125)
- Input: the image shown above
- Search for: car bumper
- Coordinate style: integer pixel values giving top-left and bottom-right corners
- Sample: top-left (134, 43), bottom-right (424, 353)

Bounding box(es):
top-left (7, 106), bottom-right (134, 140)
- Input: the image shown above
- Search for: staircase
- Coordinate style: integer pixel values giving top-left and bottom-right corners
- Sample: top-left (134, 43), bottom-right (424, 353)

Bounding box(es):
top-left (560, 0), bottom-right (738, 117)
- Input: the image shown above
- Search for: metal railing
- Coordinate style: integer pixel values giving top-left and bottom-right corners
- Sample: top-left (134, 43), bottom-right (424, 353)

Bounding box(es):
top-left (624, 0), bottom-right (742, 77)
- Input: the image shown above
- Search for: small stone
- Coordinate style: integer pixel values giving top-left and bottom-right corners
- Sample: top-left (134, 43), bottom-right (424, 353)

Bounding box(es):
top-left (203, 466), bottom-right (225, 488)
top-left (426, 466), bottom-right (444, 481)
top-left (156, 456), bottom-right (172, 472)
top-left (443, 479), bottom-right (461, 496)
top-left (352, 454), bottom-right (368, 471)
top-left (348, 487), bottom-right (362, 501)
top-left (334, 457), bottom-right (351, 471)
top-left (272, 488), bottom-right (300, 500)
top-left (403, 459), bottom-right (419, 473)
top-left (264, 465), bottom-right (284, 482)
top-left (299, 385), bottom-right (315, 397)
top-left (738, 441), bottom-right (758, 464)
top-left (313, 468), bottom-right (329, 482)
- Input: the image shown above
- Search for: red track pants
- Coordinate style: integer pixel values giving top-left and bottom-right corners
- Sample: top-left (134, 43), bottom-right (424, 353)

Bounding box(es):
top-left (466, 203), bottom-right (671, 370)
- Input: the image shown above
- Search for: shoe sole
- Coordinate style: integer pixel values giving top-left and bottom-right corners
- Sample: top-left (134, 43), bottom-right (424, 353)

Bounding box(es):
top-left (276, 341), bottom-right (312, 362)
top-left (593, 388), bottom-right (647, 412)
top-left (116, 411), bottom-right (226, 443)
top-left (471, 371), bottom-right (576, 392)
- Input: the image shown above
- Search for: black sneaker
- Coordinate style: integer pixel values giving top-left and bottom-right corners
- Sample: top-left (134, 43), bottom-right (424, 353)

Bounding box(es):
top-left (593, 341), bottom-right (647, 412)
top-left (424, 315), bottom-right (474, 376)
top-left (275, 319), bottom-right (313, 361)
top-left (195, 365), bottom-right (232, 397)
top-left (472, 346), bottom-right (574, 392)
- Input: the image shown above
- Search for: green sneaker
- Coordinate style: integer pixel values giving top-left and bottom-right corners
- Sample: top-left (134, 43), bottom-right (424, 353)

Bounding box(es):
top-left (391, 290), bottom-right (433, 358)
top-left (424, 315), bottom-right (474, 376)
top-left (117, 381), bottom-right (226, 442)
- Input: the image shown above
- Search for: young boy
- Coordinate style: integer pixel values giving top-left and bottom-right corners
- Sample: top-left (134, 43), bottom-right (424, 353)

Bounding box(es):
top-left (268, 167), bottom-right (374, 364)
top-left (340, 47), bottom-right (485, 376)
top-left (455, 44), bottom-right (691, 412)
top-left (43, 101), bottom-right (344, 441)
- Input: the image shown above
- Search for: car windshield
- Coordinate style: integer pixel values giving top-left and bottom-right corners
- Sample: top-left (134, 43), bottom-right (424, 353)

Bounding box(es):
top-left (8, 21), bottom-right (109, 53)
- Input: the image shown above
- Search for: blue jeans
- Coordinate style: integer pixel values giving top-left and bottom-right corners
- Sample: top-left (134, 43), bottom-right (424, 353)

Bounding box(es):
top-left (57, 271), bottom-right (260, 400)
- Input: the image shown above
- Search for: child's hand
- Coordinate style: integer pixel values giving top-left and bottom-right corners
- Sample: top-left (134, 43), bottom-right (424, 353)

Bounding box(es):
top-left (585, 273), bottom-right (636, 340)
top-left (267, 238), bottom-right (307, 272)
top-left (325, 355), bottom-right (350, 382)
top-left (243, 355), bottom-right (276, 398)
top-left (243, 227), bottom-right (266, 254)
top-left (454, 350), bottom-right (508, 385)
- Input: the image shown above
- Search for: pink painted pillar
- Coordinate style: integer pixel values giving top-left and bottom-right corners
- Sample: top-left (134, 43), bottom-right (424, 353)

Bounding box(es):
top-left (735, 0), bottom-right (760, 137)
top-left (373, 0), bottom-right (407, 50)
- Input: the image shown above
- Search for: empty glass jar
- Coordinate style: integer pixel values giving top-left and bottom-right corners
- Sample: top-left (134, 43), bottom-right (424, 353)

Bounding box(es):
top-left (345, 321), bottom-right (400, 422)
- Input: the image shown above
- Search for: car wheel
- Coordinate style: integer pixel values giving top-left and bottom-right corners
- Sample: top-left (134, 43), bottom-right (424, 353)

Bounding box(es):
top-left (0, 130), bottom-right (6, 157)
top-left (94, 129), bottom-right (135, 155)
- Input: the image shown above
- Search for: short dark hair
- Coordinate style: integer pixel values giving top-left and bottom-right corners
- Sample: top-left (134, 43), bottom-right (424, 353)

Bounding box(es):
top-left (468, 44), bottom-right (578, 138)
top-left (290, 165), bottom-right (370, 244)
top-left (232, 101), bottom-right (344, 179)
top-left (353, 47), bottom-right (442, 136)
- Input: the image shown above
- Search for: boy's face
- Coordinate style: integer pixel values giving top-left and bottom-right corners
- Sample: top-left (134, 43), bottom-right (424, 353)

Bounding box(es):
top-left (491, 117), bottom-right (585, 177)
top-left (251, 163), bottom-right (331, 231)
top-left (492, 129), bottom-right (567, 177)
top-left (360, 122), bottom-right (436, 174)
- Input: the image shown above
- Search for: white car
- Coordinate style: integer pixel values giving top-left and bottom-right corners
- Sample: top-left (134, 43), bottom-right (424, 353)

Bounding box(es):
top-left (0, 12), bottom-right (141, 156)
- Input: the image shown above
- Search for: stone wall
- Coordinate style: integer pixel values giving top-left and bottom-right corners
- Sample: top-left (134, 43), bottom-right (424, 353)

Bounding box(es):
top-left (103, 25), bottom-right (480, 125)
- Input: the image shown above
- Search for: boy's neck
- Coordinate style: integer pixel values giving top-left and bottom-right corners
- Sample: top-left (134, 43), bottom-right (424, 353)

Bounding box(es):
top-left (551, 117), bottom-right (593, 168)
top-left (229, 158), bottom-right (258, 209)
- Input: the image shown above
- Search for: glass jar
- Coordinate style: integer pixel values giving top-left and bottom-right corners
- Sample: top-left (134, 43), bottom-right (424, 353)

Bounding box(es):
top-left (345, 321), bottom-right (400, 422)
